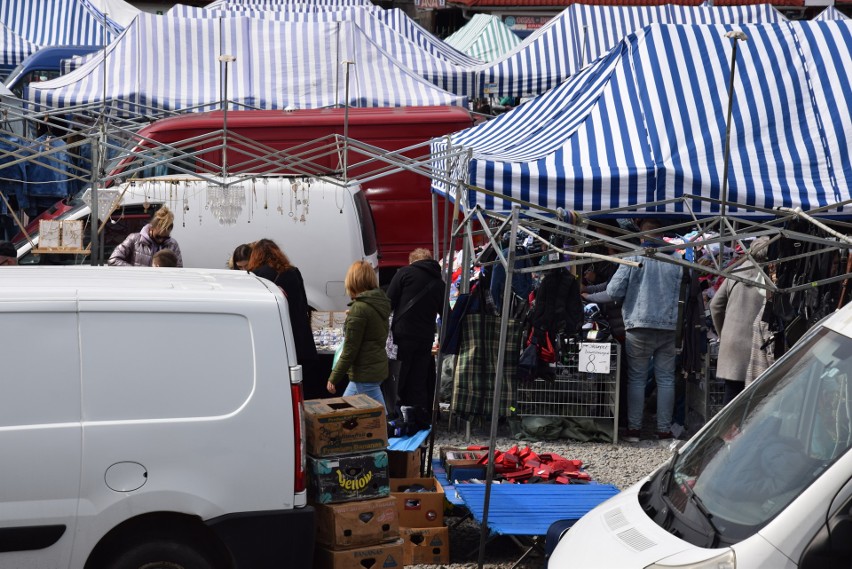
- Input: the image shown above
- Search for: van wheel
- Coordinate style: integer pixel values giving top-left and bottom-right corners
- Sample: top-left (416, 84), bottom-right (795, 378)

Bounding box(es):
top-left (106, 540), bottom-right (219, 569)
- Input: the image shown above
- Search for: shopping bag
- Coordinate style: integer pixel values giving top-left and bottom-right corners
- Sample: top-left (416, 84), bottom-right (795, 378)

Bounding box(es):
top-left (332, 340), bottom-right (345, 370)
top-left (386, 316), bottom-right (399, 360)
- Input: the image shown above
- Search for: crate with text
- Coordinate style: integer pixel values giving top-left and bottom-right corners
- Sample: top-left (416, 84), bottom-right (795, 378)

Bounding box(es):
top-left (315, 496), bottom-right (399, 549)
top-left (389, 477), bottom-right (445, 528)
top-left (309, 450), bottom-right (390, 504)
top-left (303, 394), bottom-right (388, 457)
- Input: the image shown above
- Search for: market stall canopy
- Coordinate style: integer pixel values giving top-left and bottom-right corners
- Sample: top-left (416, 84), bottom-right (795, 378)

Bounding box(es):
top-left (165, 5), bottom-right (478, 95)
top-left (445, 14), bottom-right (522, 62)
top-left (0, 0), bottom-right (118, 47)
top-left (814, 6), bottom-right (849, 20)
top-left (79, 0), bottom-right (140, 31)
top-left (478, 3), bottom-right (786, 98)
top-left (434, 21), bottom-right (852, 217)
top-left (0, 22), bottom-right (36, 80)
top-left (207, 0), bottom-right (374, 7)
top-left (25, 13), bottom-right (467, 112)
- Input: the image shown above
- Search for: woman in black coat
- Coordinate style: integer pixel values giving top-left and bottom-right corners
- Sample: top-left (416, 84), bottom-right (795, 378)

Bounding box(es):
top-left (247, 239), bottom-right (318, 380)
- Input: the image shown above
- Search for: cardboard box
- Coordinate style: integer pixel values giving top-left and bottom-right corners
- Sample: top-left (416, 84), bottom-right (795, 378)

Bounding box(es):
top-left (388, 448), bottom-right (422, 479)
top-left (309, 451), bottom-right (390, 504)
top-left (440, 447), bottom-right (488, 481)
top-left (401, 526), bottom-right (450, 565)
top-left (303, 394), bottom-right (388, 457)
top-left (315, 496), bottom-right (399, 549)
top-left (389, 477), bottom-right (445, 528)
top-left (315, 539), bottom-right (404, 569)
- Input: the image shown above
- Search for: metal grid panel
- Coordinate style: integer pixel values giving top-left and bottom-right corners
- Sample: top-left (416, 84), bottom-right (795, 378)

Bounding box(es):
top-left (686, 340), bottom-right (724, 433)
top-left (516, 342), bottom-right (620, 439)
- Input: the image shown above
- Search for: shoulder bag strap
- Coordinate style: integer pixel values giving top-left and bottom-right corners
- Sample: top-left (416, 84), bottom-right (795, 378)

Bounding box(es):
top-left (392, 279), bottom-right (441, 330)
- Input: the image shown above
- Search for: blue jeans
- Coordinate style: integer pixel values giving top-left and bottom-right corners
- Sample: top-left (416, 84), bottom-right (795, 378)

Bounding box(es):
top-left (343, 381), bottom-right (386, 411)
top-left (626, 328), bottom-right (676, 432)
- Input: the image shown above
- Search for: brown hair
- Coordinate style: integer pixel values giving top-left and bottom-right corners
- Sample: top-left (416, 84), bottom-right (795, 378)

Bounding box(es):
top-left (409, 248), bottom-right (432, 264)
top-left (152, 249), bottom-right (178, 267)
top-left (151, 206), bottom-right (174, 235)
top-left (246, 238), bottom-right (293, 273)
top-left (344, 260), bottom-right (377, 298)
top-left (230, 243), bottom-right (253, 269)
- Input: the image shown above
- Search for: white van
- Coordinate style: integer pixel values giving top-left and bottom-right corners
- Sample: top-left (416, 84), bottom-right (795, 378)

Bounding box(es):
top-left (0, 266), bottom-right (313, 568)
top-left (550, 306), bottom-right (852, 569)
top-left (15, 175), bottom-right (379, 311)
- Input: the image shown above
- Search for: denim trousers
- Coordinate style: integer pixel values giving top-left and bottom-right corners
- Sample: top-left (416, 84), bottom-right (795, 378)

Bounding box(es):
top-left (625, 328), bottom-right (676, 432)
top-left (343, 380), bottom-right (386, 411)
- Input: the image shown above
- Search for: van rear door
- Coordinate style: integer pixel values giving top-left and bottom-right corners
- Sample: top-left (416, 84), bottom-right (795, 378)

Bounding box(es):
top-left (0, 304), bottom-right (81, 568)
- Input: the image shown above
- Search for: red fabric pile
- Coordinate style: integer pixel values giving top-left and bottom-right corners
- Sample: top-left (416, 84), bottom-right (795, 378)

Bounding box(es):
top-left (473, 445), bottom-right (592, 484)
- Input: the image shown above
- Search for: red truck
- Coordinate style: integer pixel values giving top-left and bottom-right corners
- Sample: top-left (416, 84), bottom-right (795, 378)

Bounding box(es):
top-left (98, 105), bottom-right (474, 280)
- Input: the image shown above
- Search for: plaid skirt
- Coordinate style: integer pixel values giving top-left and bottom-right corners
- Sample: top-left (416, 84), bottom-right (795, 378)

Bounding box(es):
top-left (452, 313), bottom-right (522, 418)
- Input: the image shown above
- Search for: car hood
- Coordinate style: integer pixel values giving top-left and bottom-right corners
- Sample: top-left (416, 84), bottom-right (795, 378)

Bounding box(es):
top-left (548, 482), bottom-right (711, 568)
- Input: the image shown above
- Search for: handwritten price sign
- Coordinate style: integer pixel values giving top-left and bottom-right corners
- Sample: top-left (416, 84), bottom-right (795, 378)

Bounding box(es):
top-left (578, 342), bottom-right (611, 374)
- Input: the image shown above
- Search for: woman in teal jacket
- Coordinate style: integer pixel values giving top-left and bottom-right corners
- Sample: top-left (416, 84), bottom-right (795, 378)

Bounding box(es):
top-left (327, 260), bottom-right (390, 409)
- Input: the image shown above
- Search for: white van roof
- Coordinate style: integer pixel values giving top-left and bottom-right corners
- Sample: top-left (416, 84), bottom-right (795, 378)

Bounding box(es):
top-left (0, 266), bottom-right (277, 303)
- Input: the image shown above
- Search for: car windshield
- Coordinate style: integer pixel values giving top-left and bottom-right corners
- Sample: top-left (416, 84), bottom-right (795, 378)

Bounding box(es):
top-left (666, 326), bottom-right (852, 543)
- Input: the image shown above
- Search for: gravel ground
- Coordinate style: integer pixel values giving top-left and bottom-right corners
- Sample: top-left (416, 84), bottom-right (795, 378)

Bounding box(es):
top-left (408, 423), bottom-right (676, 569)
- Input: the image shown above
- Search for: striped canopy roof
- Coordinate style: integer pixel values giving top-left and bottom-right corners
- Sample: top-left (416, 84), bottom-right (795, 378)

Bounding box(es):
top-left (478, 3), bottom-right (786, 98)
top-left (0, 22), bottom-right (36, 79)
top-left (166, 5), bottom-right (478, 95)
top-left (436, 21), bottom-right (852, 217)
top-left (445, 14), bottom-right (522, 62)
top-left (814, 6), bottom-right (849, 21)
top-left (0, 0), bottom-right (117, 47)
top-left (26, 13), bottom-right (466, 111)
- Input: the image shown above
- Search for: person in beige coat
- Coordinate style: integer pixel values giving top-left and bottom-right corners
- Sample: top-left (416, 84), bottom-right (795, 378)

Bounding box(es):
top-left (710, 237), bottom-right (771, 404)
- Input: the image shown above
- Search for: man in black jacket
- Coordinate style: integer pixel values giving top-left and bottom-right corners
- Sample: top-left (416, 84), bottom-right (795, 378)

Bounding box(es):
top-left (386, 248), bottom-right (444, 415)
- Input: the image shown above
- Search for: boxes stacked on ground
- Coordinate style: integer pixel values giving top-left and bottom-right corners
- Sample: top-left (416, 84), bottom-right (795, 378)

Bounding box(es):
top-left (305, 395), bottom-right (403, 569)
top-left (390, 477), bottom-right (450, 565)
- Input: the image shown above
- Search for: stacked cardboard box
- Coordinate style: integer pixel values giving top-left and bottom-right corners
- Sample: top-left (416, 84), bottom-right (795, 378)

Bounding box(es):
top-left (390, 477), bottom-right (450, 565)
top-left (305, 395), bottom-right (404, 569)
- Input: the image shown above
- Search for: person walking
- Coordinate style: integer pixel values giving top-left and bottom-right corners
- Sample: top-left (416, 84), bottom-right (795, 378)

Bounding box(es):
top-left (327, 260), bottom-right (391, 409)
top-left (246, 238), bottom-right (317, 368)
top-left (108, 206), bottom-right (183, 267)
top-left (386, 248), bottom-right (444, 414)
top-left (710, 237), bottom-right (771, 404)
top-left (606, 218), bottom-right (683, 442)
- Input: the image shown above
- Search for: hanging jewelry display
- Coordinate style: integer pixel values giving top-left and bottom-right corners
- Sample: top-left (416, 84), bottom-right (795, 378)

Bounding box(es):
top-left (277, 181), bottom-right (285, 215)
top-left (290, 178), bottom-right (310, 223)
top-left (206, 180), bottom-right (246, 226)
top-left (248, 178), bottom-right (256, 224)
top-left (263, 177), bottom-right (269, 210)
top-left (142, 181), bottom-right (150, 212)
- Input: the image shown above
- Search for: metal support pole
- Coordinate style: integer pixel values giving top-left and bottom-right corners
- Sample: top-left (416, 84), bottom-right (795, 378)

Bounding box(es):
top-left (90, 135), bottom-right (100, 266)
top-left (342, 61), bottom-right (354, 182)
top-left (477, 206), bottom-right (520, 569)
top-left (719, 30), bottom-right (748, 267)
top-left (218, 55), bottom-right (235, 182)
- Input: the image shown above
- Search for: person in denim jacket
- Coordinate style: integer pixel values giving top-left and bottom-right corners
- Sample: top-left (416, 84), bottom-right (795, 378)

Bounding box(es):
top-left (606, 218), bottom-right (683, 441)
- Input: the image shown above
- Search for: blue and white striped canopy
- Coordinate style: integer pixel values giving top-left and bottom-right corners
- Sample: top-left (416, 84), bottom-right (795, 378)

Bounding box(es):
top-left (479, 3), bottom-right (786, 98)
top-left (168, 5), bottom-right (479, 92)
top-left (0, 22), bottom-right (36, 80)
top-left (0, 0), bottom-right (117, 47)
top-left (27, 13), bottom-right (466, 111)
top-left (814, 6), bottom-right (849, 21)
top-left (445, 14), bottom-right (521, 63)
top-left (436, 22), bottom-right (852, 217)
top-left (207, 0), bottom-right (374, 8)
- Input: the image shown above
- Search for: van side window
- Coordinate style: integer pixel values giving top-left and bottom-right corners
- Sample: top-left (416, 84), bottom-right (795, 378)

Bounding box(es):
top-left (79, 312), bottom-right (254, 421)
top-left (0, 312), bottom-right (81, 426)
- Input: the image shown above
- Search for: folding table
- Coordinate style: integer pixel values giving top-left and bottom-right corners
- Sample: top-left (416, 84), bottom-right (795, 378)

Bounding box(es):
top-left (454, 483), bottom-right (619, 567)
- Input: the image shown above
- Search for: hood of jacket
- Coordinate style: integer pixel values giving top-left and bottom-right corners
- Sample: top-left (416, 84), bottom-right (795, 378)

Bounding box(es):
top-left (139, 224), bottom-right (155, 246)
top-left (353, 287), bottom-right (391, 320)
top-left (412, 259), bottom-right (442, 280)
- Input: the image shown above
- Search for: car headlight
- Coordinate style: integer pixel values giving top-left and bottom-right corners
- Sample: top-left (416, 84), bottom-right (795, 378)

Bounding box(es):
top-left (645, 549), bottom-right (735, 569)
